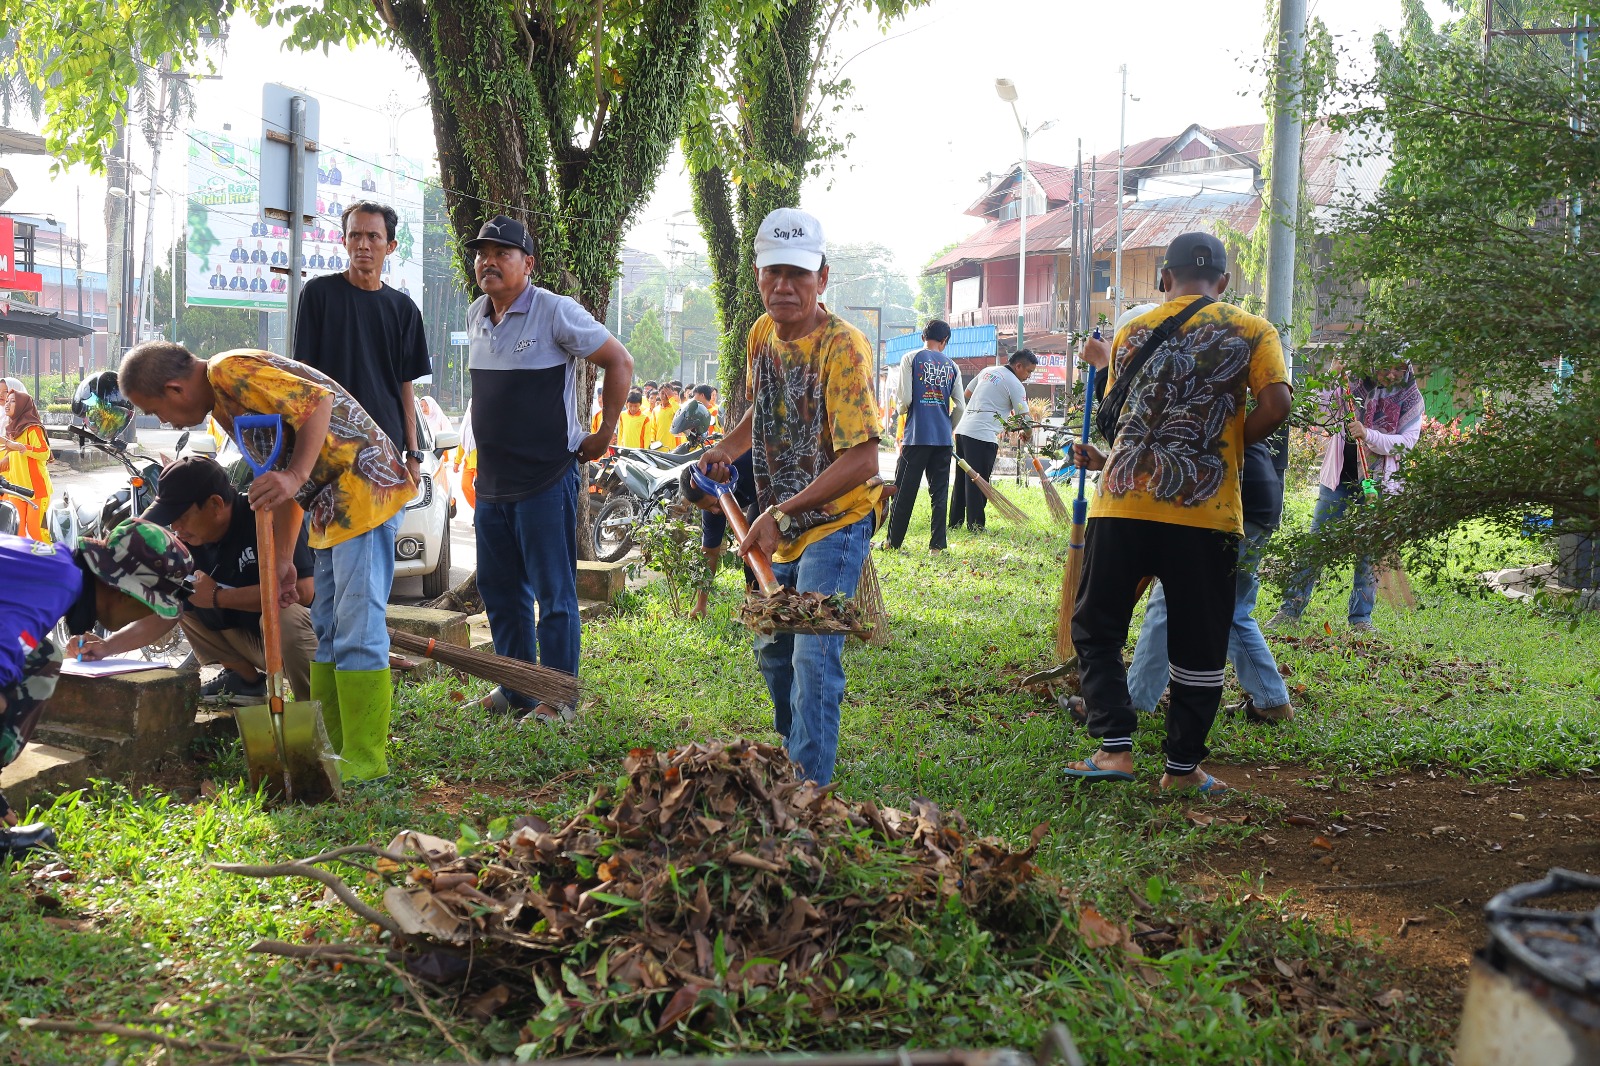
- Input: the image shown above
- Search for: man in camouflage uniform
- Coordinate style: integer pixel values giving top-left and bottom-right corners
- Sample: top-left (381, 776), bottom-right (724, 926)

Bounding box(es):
top-left (0, 519), bottom-right (193, 858)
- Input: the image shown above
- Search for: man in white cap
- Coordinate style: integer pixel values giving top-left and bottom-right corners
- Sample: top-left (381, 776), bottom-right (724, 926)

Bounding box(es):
top-left (697, 208), bottom-right (883, 786)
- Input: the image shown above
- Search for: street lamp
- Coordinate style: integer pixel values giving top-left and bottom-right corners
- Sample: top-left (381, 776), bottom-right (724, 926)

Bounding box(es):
top-left (994, 78), bottom-right (1055, 353)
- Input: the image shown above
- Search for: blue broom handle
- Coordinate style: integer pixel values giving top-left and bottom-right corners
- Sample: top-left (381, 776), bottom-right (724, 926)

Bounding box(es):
top-left (1073, 328), bottom-right (1102, 520)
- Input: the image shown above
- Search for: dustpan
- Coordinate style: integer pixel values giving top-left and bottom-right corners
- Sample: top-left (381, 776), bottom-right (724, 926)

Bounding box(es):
top-left (231, 414), bottom-right (342, 805)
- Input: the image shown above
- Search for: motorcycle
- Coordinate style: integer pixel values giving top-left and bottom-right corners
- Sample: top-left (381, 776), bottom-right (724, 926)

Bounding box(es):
top-left (589, 449), bottom-right (700, 563)
top-left (45, 424), bottom-right (195, 669)
top-left (0, 473), bottom-right (35, 536)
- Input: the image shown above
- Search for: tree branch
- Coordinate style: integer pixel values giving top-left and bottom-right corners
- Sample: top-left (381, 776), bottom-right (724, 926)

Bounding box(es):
top-left (211, 861), bottom-right (403, 935)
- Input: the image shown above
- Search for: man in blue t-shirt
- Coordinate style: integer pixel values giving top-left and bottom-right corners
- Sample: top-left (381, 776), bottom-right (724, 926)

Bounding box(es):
top-left (882, 320), bottom-right (964, 552)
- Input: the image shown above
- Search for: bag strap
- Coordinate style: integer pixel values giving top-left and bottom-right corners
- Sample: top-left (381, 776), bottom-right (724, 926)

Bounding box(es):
top-left (1095, 295), bottom-right (1215, 443)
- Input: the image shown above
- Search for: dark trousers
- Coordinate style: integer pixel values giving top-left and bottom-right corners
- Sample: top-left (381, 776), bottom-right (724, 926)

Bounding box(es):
top-left (1071, 516), bottom-right (1238, 775)
top-left (948, 435), bottom-right (999, 531)
top-left (475, 468), bottom-right (581, 706)
top-left (885, 444), bottom-right (953, 549)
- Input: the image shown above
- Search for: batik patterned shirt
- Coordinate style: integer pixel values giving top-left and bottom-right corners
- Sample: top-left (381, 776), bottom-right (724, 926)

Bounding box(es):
top-left (1090, 297), bottom-right (1289, 534)
top-left (746, 309), bottom-right (883, 563)
top-left (207, 349), bottom-right (411, 549)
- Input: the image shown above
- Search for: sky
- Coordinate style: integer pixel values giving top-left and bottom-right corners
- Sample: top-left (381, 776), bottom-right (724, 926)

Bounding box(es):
top-left (3, 0), bottom-right (1455, 288)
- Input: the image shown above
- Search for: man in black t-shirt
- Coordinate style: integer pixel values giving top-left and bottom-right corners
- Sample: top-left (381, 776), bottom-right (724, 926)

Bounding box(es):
top-left (95, 457), bottom-right (318, 701)
top-left (294, 200), bottom-right (431, 483)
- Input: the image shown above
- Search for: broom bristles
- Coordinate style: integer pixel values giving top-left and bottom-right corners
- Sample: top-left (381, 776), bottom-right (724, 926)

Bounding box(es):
top-left (856, 555), bottom-right (891, 647)
top-left (956, 457), bottom-right (1032, 524)
top-left (1056, 519), bottom-right (1085, 662)
top-left (388, 628), bottom-right (581, 708)
top-left (1032, 456), bottom-right (1070, 524)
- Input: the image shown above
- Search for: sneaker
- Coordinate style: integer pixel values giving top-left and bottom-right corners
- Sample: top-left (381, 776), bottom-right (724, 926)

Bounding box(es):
top-left (200, 669), bottom-right (266, 702)
top-left (1349, 620), bottom-right (1378, 634)
top-left (516, 703), bottom-right (577, 726)
top-left (1246, 701), bottom-right (1296, 724)
top-left (0, 823), bottom-right (58, 861)
top-left (1264, 609), bottom-right (1299, 631)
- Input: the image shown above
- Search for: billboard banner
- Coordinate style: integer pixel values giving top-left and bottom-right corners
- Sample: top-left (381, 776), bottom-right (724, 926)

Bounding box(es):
top-left (185, 129), bottom-right (425, 311)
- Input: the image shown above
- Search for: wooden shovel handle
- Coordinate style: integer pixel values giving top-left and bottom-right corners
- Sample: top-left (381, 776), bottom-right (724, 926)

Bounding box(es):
top-left (717, 495), bottom-right (781, 595)
top-left (255, 506), bottom-right (285, 716)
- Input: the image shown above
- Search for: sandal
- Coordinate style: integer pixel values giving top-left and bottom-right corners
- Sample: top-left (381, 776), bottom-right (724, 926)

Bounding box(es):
top-left (1063, 755), bottom-right (1135, 783)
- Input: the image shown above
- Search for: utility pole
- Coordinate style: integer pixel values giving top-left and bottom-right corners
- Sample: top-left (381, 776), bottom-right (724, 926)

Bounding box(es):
top-left (1115, 65), bottom-right (1128, 316)
top-left (1068, 147), bottom-right (1081, 339)
top-left (1264, 0), bottom-right (1307, 380)
top-left (75, 187), bottom-right (85, 378)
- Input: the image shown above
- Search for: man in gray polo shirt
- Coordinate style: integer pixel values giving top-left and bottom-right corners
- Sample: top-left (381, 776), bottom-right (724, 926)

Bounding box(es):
top-left (465, 215), bottom-right (634, 722)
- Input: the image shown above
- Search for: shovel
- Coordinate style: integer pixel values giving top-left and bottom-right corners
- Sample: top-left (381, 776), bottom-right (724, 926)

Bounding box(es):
top-left (231, 414), bottom-right (342, 805)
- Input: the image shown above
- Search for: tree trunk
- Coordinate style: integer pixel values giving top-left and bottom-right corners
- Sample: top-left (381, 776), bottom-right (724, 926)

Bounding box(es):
top-left (381, 0), bottom-right (709, 568)
top-left (105, 125), bottom-right (128, 362)
top-left (688, 0), bottom-right (822, 425)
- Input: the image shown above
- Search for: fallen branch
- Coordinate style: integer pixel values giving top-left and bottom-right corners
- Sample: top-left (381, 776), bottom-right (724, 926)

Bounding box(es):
top-left (248, 938), bottom-right (400, 965)
top-left (1312, 876), bottom-right (1443, 892)
top-left (378, 958), bottom-right (481, 1064)
top-left (18, 1018), bottom-right (269, 1056)
top-left (211, 861), bottom-right (403, 934)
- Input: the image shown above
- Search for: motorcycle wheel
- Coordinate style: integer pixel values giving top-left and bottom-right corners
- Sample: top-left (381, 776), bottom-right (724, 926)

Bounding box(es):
top-left (51, 618), bottom-right (196, 672)
top-left (592, 495), bottom-right (639, 563)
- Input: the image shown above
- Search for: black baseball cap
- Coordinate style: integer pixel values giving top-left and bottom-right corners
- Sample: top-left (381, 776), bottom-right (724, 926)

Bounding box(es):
top-left (1157, 232), bottom-right (1228, 291)
top-left (142, 456), bottom-right (235, 527)
top-left (465, 214), bottom-right (535, 255)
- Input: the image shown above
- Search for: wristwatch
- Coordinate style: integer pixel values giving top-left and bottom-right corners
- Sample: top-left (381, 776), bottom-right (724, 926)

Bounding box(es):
top-left (405, 449), bottom-right (425, 463)
top-left (766, 505), bottom-right (792, 534)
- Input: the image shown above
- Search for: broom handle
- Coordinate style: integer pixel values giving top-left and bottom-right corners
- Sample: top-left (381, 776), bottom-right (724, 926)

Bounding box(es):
top-left (1074, 364), bottom-right (1096, 519)
top-left (719, 495), bottom-right (782, 595)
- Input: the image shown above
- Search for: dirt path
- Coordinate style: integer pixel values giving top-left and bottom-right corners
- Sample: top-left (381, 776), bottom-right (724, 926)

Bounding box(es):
top-left (1198, 762), bottom-right (1600, 1008)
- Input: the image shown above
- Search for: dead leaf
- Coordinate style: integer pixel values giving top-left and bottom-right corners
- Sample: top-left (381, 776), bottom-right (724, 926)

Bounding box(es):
top-left (42, 916), bottom-right (92, 932)
top-left (465, 983), bottom-right (511, 1022)
top-left (1310, 836), bottom-right (1334, 851)
top-left (1373, 988), bottom-right (1406, 1009)
top-left (655, 984), bottom-right (701, 1033)
top-left (1186, 810), bottom-right (1216, 828)
top-left (1286, 814), bottom-right (1317, 827)
top-left (1078, 906), bottom-right (1126, 950)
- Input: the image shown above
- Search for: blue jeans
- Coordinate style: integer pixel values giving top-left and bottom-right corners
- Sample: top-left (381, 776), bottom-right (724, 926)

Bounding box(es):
top-left (1280, 483), bottom-right (1376, 625)
top-left (475, 468), bottom-right (580, 705)
top-left (1127, 521), bottom-right (1291, 711)
top-left (755, 514), bottom-right (873, 786)
top-left (311, 512), bottom-right (401, 672)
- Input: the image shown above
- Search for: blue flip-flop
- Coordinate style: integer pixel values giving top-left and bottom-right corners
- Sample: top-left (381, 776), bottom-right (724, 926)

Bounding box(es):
top-left (1195, 773), bottom-right (1231, 796)
top-left (1063, 756), bottom-right (1135, 783)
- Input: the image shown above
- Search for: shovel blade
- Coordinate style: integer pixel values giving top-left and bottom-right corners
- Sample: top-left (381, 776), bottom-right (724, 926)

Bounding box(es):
top-left (235, 698), bottom-right (342, 806)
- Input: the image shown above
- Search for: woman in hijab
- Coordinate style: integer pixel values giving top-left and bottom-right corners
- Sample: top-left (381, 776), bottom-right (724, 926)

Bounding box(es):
top-left (1270, 363), bottom-right (1423, 633)
top-left (0, 389), bottom-right (53, 540)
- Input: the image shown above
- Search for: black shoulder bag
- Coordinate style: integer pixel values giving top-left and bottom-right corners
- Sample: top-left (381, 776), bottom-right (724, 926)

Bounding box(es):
top-left (1094, 296), bottom-right (1214, 444)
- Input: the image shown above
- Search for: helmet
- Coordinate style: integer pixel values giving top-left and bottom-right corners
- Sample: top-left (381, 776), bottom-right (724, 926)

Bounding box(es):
top-left (73, 370), bottom-right (133, 440)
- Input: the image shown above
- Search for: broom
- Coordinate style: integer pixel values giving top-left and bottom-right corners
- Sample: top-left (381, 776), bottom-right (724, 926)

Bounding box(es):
top-left (955, 456), bottom-right (1032, 524)
top-left (1056, 362), bottom-right (1098, 663)
top-left (856, 554), bottom-right (892, 646)
top-left (387, 628), bottom-right (582, 709)
top-left (1032, 455), bottom-right (1070, 524)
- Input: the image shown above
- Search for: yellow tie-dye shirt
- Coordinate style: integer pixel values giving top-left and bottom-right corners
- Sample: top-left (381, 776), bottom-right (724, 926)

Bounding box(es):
top-left (746, 309), bottom-right (883, 563)
top-left (207, 349), bottom-right (411, 549)
top-left (1090, 297), bottom-right (1289, 535)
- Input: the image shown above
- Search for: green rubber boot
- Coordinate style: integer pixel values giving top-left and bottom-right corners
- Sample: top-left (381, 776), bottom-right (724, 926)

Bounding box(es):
top-left (334, 669), bottom-right (392, 782)
top-left (310, 661), bottom-right (341, 753)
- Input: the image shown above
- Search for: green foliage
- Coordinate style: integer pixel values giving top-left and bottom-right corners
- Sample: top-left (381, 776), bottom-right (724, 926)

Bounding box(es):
top-left (684, 0), bottom-right (929, 418)
top-left (1285, 0), bottom-right (1600, 579)
top-left (633, 508), bottom-right (714, 615)
top-left (915, 242), bottom-right (957, 321)
top-left (626, 306), bottom-right (679, 382)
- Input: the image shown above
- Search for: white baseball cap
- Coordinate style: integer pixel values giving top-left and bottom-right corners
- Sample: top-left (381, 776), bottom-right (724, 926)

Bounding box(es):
top-left (754, 208), bottom-right (826, 272)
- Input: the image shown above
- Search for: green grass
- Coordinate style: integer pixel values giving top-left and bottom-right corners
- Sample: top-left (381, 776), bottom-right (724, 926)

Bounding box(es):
top-left (2, 477), bottom-right (1594, 1063)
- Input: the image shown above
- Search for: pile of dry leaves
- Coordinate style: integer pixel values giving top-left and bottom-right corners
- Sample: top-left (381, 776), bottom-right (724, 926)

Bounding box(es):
top-left (738, 589), bottom-right (872, 638)
top-left (242, 740), bottom-right (1046, 1046)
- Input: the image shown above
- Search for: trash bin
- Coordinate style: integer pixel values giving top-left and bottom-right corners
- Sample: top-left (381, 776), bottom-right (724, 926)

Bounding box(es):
top-left (1455, 868), bottom-right (1600, 1065)
top-left (1557, 533), bottom-right (1598, 591)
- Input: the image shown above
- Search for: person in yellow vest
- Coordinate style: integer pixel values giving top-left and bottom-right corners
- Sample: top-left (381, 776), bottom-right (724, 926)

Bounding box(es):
top-left (453, 399), bottom-right (478, 509)
top-left (653, 383), bottom-right (683, 449)
top-left (0, 390), bottom-right (53, 540)
top-left (617, 388), bottom-right (656, 449)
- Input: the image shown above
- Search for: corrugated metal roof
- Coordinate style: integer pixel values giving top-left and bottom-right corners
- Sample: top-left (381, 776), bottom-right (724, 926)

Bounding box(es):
top-left (883, 324), bottom-right (996, 366)
top-left (933, 120), bottom-right (1375, 272)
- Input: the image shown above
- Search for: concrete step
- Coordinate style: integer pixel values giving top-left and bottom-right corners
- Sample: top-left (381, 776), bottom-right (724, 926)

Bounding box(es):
top-left (463, 601), bottom-right (608, 656)
top-left (34, 720), bottom-right (135, 760)
top-left (48, 668), bottom-right (200, 743)
top-left (0, 743), bottom-right (92, 812)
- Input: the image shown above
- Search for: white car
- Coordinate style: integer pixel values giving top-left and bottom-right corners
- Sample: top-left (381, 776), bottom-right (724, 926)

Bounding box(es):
top-left (190, 401), bottom-right (460, 599)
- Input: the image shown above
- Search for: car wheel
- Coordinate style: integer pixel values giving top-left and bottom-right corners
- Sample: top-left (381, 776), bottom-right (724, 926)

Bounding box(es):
top-left (592, 496), bottom-right (639, 563)
top-left (421, 514), bottom-right (452, 600)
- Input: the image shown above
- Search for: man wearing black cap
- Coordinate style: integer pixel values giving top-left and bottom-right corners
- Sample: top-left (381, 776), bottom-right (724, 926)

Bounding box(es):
top-left (464, 214), bottom-right (634, 723)
top-left (1065, 232), bottom-right (1292, 795)
top-left (88, 456), bottom-right (318, 702)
